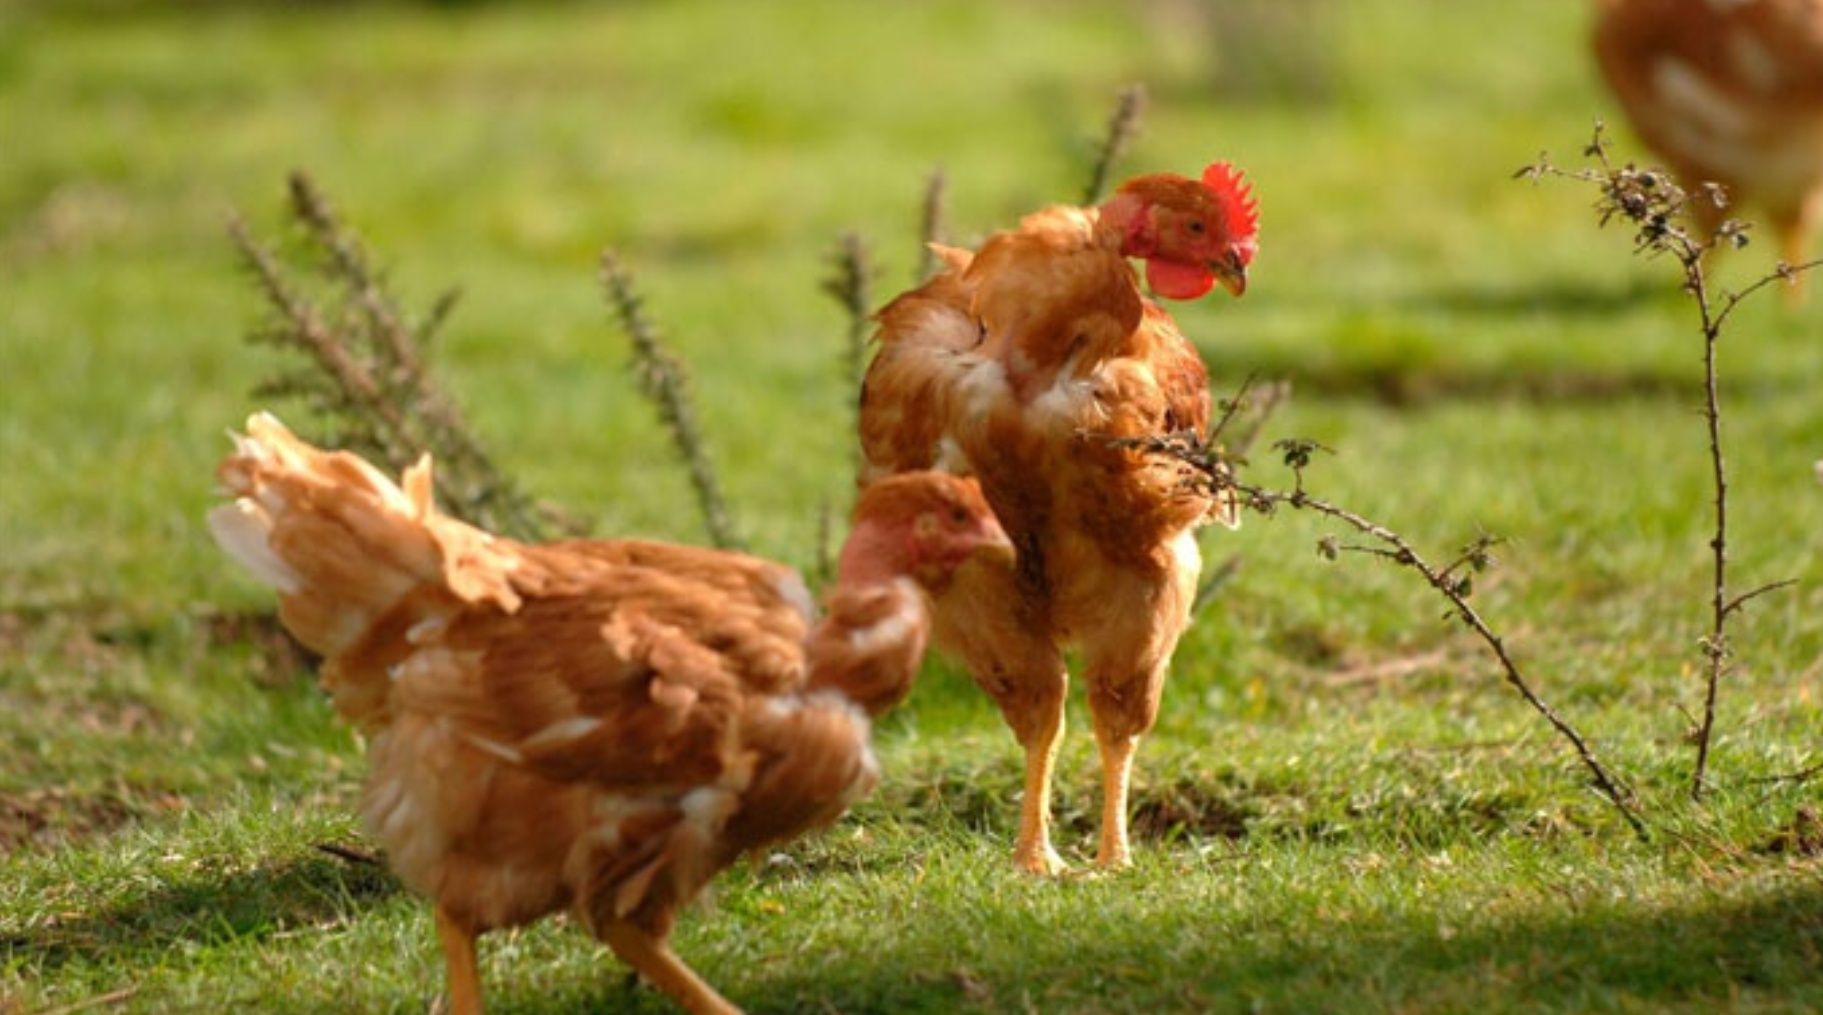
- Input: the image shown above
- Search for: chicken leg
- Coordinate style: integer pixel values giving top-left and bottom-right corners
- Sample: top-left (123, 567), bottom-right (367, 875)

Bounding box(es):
top-left (930, 562), bottom-right (1073, 875)
top-left (1092, 728), bottom-right (1140, 869)
top-left (1012, 686), bottom-right (1068, 876)
top-left (1773, 197), bottom-right (1819, 304)
top-left (435, 907), bottom-right (484, 1015)
top-left (1081, 568), bottom-right (1191, 870)
top-left (602, 921), bottom-right (739, 1015)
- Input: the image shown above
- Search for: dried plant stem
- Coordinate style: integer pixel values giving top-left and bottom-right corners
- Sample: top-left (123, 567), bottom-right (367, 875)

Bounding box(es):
top-left (1191, 375), bottom-right (1291, 616)
top-left (288, 173), bottom-right (430, 380)
top-left (1686, 262), bottom-right (1822, 798)
top-left (231, 217), bottom-right (398, 428)
top-left (599, 249), bottom-right (743, 551)
top-left (1082, 84), bottom-right (1147, 206)
top-left (915, 169), bottom-right (948, 281)
top-left (1276, 478), bottom-right (1643, 835)
top-left (232, 173), bottom-right (546, 540)
top-left (1277, 484), bottom-right (1644, 838)
top-left (34, 987), bottom-right (138, 1015)
top-left (1520, 125), bottom-right (1821, 801)
top-left (1106, 428), bottom-right (1648, 840)
top-left (1692, 270), bottom-right (1731, 802)
top-left (823, 232), bottom-right (877, 482)
top-left (1748, 759), bottom-right (1823, 787)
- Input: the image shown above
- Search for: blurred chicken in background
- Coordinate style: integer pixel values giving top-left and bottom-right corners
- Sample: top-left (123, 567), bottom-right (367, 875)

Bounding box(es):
top-left (1593, 0), bottom-right (1823, 286)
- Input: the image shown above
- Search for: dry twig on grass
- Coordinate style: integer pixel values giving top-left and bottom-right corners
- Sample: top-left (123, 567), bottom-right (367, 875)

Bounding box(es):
top-left (1191, 376), bottom-right (1292, 615)
top-left (1098, 417), bottom-right (1650, 840)
top-left (1519, 123), bottom-right (1823, 800)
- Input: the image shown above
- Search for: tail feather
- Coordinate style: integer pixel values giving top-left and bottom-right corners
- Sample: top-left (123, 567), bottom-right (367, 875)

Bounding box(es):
top-left (206, 499), bottom-right (302, 593)
top-left (209, 413), bottom-right (524, 664)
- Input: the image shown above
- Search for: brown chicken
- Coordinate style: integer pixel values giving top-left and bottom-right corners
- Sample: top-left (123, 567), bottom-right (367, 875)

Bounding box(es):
top-left (1593, 0), bottom-right (1823, 276)
top-left (858, 163), bottom-right (1259, 874)
top-left (207, 413), bottom-right (1010, 1015)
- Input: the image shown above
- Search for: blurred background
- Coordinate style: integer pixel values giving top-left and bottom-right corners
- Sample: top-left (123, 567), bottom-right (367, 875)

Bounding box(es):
top-left (16, 0), bottom-right (1817, 599)
top-left (7, 2), bottom-right (1823, 1009)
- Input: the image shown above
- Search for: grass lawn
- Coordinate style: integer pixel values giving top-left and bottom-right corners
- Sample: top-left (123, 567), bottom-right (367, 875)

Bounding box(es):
top-left (4, 0), bottom-right (1823, 1011)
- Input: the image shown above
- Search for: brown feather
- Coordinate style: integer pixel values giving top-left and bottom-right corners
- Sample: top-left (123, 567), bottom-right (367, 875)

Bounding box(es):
top-left (209, 415), bottom-right (989, 1008)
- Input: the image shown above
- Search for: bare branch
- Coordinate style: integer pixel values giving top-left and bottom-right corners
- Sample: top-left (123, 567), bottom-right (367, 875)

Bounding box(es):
top-left (1526, 123), bottom-right (1810, 801)
top-left (1712, 257), bottom-right (1823, 332)
top-left (1099, 426), bottom-right (1649, 840)
top-left (1722, 579), bottom-right (1800, 620)
top-left (1748, 760), bottom-right (1823, 786)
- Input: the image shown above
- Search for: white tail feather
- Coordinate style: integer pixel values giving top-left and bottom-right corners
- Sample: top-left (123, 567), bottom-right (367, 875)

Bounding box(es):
top-left (206, 500), bottom-right (302, 593)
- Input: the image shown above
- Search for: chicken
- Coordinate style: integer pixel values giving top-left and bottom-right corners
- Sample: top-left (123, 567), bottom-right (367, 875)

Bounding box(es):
top-left (207, 413), bottom-right (1010, 1015)
top-left (1593, 0), bottom-right (1823, 279)
top-left (857, 163), bottom-right (1259, 874)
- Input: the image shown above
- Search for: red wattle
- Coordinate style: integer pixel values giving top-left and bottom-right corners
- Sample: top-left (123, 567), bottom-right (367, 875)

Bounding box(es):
top-left (1146, 258), bottom-right (1215, 300)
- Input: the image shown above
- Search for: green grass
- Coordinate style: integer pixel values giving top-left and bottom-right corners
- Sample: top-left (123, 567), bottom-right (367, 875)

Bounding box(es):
top-left (5, 0), bottom-right (1823, 1011)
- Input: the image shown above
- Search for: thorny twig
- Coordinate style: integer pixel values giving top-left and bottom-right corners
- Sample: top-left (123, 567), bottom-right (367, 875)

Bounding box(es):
top-left (1520, 122), bottom-right (1822, 800)
top-left (599, 249), bottom-right (744, 551)
top-left (916, 169), bottom-right (948, 282)
top-left (1104, 425), bottom-right (1650, 840)
top-left (231, 173), bottom-right (547, 539)
top-left (1191, 374), bottom-right (1292, 616)
top-left (33, 988), bottom-right (139, 1015)
top-left (1747, 760), bottom-right (1823, 787)
top-left (315, 842), bottom-right (382, 866)
top-left (823, 232), bottom-right (877, 482)
top-left (1082, 84), bottom-right (1147, 206)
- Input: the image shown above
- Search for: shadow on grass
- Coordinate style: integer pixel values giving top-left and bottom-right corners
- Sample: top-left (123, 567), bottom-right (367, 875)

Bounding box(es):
top-left (1203, 274), bottom-right (1815, 408)
top-left (1406, 275), bottom-right (1667, 318)
top-left (1198, 350), bottom-right (1801, 408)
top-left (0, 852), bottom-right (399, 973)
top-left (713, 874), bottom-right (1823, 1013)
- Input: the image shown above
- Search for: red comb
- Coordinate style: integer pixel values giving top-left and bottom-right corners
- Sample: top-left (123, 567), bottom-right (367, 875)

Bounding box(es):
top-left (1201, 161), bottom-right (1260, 254)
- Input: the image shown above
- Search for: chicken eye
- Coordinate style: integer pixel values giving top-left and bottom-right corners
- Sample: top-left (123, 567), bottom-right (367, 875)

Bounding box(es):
top-left (949, 507), bottom-right (969, 524)
top-left (1187, 220), bottom-right (1206, 235)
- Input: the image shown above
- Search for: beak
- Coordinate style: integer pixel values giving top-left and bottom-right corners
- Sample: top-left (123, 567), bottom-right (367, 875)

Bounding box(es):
top-left (1212, 252), bottom-right (1248, 297)
top-left (970, 519), bottom-right (1017, 567)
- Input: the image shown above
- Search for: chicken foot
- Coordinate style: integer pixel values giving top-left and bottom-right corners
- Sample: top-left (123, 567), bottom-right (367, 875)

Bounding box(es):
top-left (435, 907), bottom-right (484, 1015)
top-left (602, 921), bottom-right (740, 1015)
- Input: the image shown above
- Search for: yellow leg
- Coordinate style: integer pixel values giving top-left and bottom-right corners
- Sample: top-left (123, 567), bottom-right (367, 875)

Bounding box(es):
top-left (602, 921), bottom-right (741, 1015)
top-left (435, 906), bottom-right (484, 1015)
top-left (1778, 208), bottom-right (1815, 306)
top-left (1094, 730), bottom-right (1138, 869)
top-left (1013, 702), bottom-right (1067, 877)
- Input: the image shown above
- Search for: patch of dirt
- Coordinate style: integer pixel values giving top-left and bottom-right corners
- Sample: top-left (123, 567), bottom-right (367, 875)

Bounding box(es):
top-left (1756, 806), bottom-right (1823, 857)
top-left (194, 608), bottom-right (316, 687)
top-left (1270, 619), bottom-right (1348, 668)
top-left (1, 180), bottom-right (134, 261)
top-left (0, 612), bottom-right (23, 655)
top-left (0, 609), bottom-right (128, 672)
top-left (0, 788), bottom-right (158, 853)
top-left (1129, 777), bottom-right (1254, 841)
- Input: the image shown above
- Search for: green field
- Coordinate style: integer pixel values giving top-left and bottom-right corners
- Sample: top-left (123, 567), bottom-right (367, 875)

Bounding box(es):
top-left (5, 0), bottom-right (1823, 1011)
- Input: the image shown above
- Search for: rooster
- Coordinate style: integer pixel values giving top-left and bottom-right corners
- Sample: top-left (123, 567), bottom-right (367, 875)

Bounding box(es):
top-left (1593, 0), bottom-right (1823, 281)
top-left (208, 413), bottom-right (1011, 1015)
top-left (858, 163), bottom-right (1259, 874)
